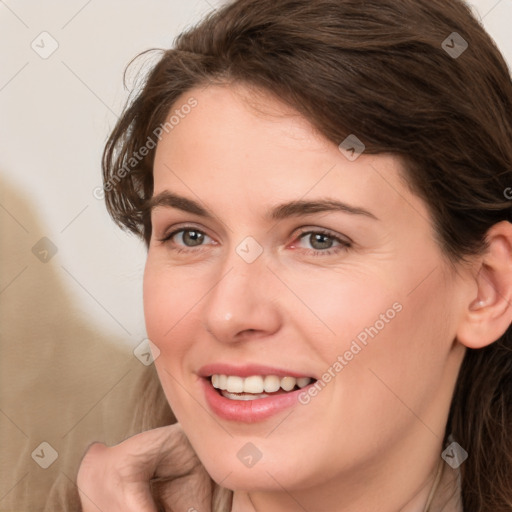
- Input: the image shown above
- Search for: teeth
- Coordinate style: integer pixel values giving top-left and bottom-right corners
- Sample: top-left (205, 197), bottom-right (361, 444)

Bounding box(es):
top-left (264, 375), bottom-right (281, 393)
top-left (226, 376), bottom-right (244, 393)
top-left (244, 375), bottom-right (264, 394)
top-left (211, 374), bottom-right (313, 394)
top-left (218, 374), bottom-right (228, 389)
top-left (297, 377), bottom-right (311, 388)
top-left (221, 391), bottom-right (269, 401)
top-left (280, 376), bottom-right (296, 391)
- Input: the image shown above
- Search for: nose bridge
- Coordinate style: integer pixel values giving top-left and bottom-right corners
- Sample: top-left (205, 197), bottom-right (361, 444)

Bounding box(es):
top-left (201, 237), bottom-right (280, 341)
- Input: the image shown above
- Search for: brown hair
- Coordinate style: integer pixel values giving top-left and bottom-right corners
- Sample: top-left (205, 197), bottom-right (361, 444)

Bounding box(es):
top-left (102, 0), bottom-right (512, 510)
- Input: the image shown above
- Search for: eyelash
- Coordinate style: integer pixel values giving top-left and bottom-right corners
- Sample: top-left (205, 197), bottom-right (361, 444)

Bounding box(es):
top-left (157, 226), bottom-right (352, 257)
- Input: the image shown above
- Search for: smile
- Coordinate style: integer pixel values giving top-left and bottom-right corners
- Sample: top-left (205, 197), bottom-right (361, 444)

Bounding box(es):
top-left (211, 374), bottom-right (313, 400)
top-left (200, 372), bottom-right (317, 422)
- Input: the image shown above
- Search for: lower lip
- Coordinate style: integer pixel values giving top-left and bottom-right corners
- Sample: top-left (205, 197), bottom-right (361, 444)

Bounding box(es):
top-left (201, 378), bottom-right (313, 423)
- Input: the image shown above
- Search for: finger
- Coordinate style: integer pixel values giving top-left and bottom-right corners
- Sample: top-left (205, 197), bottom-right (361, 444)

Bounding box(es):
top-left (108, 424), bottom-right (197, 481)
top-left (76, 424), bottom-right (209, 512)
top-left (77, 482), bottom-right (158, 512)
top-left (78, 441), bottom-right (160, 512)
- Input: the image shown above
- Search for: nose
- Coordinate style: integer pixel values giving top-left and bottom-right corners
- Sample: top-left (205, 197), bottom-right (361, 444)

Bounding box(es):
top-left (201, 246), bottom-right (282, 344)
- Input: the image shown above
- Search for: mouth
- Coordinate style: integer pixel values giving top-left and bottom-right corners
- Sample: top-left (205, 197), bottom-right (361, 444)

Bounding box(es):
top-left (209, 374), bottom-right (316, 401)
top-left (200, 372), bottom-right (318, 422)
top-left (198, 363), bottom-right (319, 422)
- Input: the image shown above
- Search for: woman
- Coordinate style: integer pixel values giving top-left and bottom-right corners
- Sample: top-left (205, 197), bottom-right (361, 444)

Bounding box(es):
top-left (75, 0), bottom-right (512, 510)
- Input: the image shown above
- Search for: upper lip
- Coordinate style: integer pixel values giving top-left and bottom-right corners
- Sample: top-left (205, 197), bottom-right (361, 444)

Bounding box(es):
top-left (198, 363), bottom-right (316, 379)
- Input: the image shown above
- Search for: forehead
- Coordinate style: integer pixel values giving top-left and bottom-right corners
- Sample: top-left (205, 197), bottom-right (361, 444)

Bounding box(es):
top-left (151, 84), bottom-right (427, 224)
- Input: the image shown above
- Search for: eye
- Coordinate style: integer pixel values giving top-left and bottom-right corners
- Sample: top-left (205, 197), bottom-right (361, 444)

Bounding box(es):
top-left (158, 227), bottom-right (214, 252)
top-left (157, 226), bottom-right (351, 257)
top-left (290, 229), bottom-right (351, 256)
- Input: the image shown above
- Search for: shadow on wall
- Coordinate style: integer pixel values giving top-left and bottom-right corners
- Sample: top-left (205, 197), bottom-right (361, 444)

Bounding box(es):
top-left (0, 173), bottom-right (168, 511)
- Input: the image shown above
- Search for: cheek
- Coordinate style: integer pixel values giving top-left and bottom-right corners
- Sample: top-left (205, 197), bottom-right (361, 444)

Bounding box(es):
top-left (302, 263), bottom-right (454, 414)
top-left (143, 262), bottom-right (199, 417)
top-left (143, 258), bottom-right (200, 350)
top-left (326, 271), bottom-right (455, 442)
top-left (143, 265), bottom-right (169, 344)
top-left (283, 264), bottom-right (402, 359)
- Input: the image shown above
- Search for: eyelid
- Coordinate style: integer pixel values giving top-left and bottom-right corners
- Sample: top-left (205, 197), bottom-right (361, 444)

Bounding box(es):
top-left (297, 226), bottom-right (351, 240)
top-left (157, 222), bottom-right (214, 242)
top-left (291, 226), bottom-right (352, 246)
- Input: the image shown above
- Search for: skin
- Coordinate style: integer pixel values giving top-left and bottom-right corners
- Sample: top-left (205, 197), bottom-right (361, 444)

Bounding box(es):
top-left (141, 83), bottom-right (512, 512)
top-left (77, 425), bottom-right (213, 512)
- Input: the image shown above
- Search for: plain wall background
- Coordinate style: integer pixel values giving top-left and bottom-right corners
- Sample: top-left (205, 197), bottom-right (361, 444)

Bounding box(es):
top-left (2, 0), bottom-right (512, 352)
top-left (1, 0), bottom-right (227, 348)
top-left (1, 0), bottom-right (511, 509)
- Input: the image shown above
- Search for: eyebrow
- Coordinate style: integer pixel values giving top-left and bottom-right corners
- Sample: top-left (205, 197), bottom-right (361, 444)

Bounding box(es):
top-left (147, 190), bottom-right (378, 221)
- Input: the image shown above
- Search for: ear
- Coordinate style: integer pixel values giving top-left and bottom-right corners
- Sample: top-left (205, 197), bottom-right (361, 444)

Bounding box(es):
top-left (457, 221), bottom-right (512, 349)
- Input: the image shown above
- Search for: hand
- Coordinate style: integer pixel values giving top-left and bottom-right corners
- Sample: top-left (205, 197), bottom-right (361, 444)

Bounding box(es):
top-left (77, 423), bottom-right (214, 512)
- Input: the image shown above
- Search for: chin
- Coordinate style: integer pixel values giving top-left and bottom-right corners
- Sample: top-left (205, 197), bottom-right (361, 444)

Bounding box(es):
top-left (192, 442), bottom-right (308, 492)
top-left (207, 463), bottom-right (294, 491)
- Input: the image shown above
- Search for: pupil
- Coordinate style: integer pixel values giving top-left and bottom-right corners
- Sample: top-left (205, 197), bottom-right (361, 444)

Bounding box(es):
top-left (184, 230), bottom-right (203, 246)
top-left (311, 233), bottom-right (332, 250)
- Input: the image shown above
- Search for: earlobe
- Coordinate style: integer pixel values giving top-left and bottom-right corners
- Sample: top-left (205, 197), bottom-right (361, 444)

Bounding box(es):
top-left (457, 221), bottom-right (512, 349)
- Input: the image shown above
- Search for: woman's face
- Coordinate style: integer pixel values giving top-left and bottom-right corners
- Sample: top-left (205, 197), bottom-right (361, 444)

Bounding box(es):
top-left (144, 84), bottom-right (467, 496)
